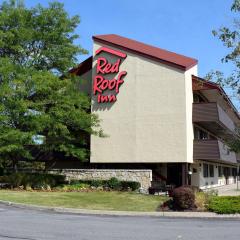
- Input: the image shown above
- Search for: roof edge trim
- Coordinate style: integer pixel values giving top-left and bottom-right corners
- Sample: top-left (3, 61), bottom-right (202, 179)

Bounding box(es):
top-left (93, 36), bottom-right (198, 71)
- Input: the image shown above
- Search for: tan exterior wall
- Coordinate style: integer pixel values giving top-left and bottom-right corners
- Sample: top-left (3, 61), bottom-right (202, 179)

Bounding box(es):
top-left (185, 65), bottom-right (198, 163)
top-left (90, 41), bottom-right (197, 163)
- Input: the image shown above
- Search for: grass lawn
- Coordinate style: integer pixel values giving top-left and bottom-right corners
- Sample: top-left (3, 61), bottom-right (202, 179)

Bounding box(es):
top-left (0, 190), bottom-right (168, 212)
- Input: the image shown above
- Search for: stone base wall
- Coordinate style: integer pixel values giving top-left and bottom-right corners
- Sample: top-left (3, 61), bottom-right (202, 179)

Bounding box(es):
top-left (49, 169), bottom-right (152, 190)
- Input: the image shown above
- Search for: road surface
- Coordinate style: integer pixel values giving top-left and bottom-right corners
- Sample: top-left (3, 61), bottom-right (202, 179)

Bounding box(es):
top-left (0, 203), bottom-right (239, 240)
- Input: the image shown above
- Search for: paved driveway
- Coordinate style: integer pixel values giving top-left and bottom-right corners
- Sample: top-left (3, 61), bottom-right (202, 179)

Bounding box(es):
top-left (216, 183), bottom-right (240, 196)
top-left (0, 203), bottom-right (240, 240)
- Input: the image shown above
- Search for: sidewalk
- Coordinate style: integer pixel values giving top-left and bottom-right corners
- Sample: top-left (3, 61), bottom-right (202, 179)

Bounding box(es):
top-left (214, 183), bottom-right (240, 196)
top-left (1, 200), bottom-right (240, 219)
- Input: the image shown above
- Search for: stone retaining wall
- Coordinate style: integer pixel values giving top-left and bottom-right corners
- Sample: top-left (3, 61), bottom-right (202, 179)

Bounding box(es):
top-left (49, 169), bottom-right (152, 190)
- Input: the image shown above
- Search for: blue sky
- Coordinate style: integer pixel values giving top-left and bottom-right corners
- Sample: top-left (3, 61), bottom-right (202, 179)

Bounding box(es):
top-left (2, 0), bottom-right (240, 108)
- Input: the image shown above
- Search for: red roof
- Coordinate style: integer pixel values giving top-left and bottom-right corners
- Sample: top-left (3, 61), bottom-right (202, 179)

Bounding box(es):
top-left (93, 34), bottom-right (198, 71)
top-left (69, 56), bottom-right (92, 75)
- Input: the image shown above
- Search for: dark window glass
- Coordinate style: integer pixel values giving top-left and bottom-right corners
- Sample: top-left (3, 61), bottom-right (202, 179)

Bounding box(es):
top-left (218, 166), bottom-right (223, 177)
top-left (194, 127), bottom-right (199, 139)
top-left (194, 127), bottom-right (209, 140)
top-left (223, 167), bottom-right (230, 177)
top-left (203, 164), bottom-right (208, 178)
top-left (193, 94), bottom-right (200, 103)
top-left (199, 130), bottom-right (208, 140)
top-left (233, 168), bottom-right (237, 177)
top-left (193, 94), bottom-right (205, 103)
top-left (209, 165), bottom-right (214, 177)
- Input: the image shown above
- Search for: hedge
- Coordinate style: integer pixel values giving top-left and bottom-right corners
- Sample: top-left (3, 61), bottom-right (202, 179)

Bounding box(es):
top-left (0, 174), bottom-right (141, 191)
top-left (0, 172), bottom-right (66, 189)
top-left (70, 178), bottom-right (141, 191)
top-left (208, 196), bottom-right (240, 214)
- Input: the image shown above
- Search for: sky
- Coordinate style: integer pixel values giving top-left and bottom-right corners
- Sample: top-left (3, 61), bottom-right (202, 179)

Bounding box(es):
top-left (1, 0), bottom-right (239, 108)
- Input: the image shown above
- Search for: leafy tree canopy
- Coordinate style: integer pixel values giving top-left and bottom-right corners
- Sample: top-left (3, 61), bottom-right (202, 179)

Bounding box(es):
top-left (206, 0), bottom-right (240, 153)
top-left (207, 0), bottom-right (240, 105)
top-left (0, 0), bottom-right (102, 168)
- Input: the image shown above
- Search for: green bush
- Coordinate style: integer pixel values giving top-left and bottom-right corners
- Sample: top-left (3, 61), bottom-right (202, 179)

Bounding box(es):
top-left (70, 179), bottom-right (103, 187)
top-left (0, 167), bottom-right (4, 176)
top-left (90, 179), bottom-right (104, 188)
top-left (57, 183), bottom-right (90, 191)
top-left (172, 186), bottom-right (195, 210)
top-left (0, 172), bottom-right (66, 189)
top-left (1, 174), bottom-right (141, 191)
top-left (69, 178), bottom-right (140, 191)
top-left (195, 192), bottom-right (208, 211)
top-left (121, 181), bottom-right (141, 191)
top-left (106, 177), bottom-right (121, 190)
top-left (208, 196), bottom-right (240, 214)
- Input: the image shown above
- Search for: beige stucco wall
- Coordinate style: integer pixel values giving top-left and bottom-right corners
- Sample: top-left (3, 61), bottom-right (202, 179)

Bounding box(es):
top-left (91, 41), bottom-right (197, 163)
top-left (185, 65), bottom-right (198, 163)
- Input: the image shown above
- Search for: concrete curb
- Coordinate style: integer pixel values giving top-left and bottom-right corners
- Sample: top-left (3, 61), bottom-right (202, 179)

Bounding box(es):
top-left (1, 200), bottom-right (240, 219)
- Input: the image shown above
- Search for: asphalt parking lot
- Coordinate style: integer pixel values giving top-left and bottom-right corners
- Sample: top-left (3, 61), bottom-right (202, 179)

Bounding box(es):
top-left (0, 203), bottom-right (240, 240)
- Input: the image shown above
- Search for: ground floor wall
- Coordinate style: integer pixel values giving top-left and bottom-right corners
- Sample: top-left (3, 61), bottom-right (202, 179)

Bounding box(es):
top-left (190, 160), bottom-right (238, 189)
top-left (49, 169), bottom-right (152, 190)
top-left (46, 161), bottom-right (238, 191)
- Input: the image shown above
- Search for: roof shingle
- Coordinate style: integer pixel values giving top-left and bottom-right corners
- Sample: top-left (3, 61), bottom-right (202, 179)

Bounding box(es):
top-left (93, 34), bottom-right (198, 71)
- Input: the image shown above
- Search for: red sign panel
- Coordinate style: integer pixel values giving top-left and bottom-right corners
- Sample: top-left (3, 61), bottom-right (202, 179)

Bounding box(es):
top-left (93, 47), bottom-right (127, 103)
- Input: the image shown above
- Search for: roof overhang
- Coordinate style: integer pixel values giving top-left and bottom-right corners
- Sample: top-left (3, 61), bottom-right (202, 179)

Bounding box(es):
top-left (93, 34), bottom-right (198, 71)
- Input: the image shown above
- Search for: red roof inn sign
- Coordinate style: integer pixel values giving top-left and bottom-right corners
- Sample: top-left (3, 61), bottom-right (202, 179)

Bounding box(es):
top-left (93, 47), bottom-right (127, 103)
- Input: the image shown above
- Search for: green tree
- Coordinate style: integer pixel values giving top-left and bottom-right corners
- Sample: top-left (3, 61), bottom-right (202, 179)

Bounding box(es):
top-left (0, 0), bottom-right (102, 169)
top-left (208, 0), bottom-right (240, 101)
top-left (207, 0), bottom-right (240, 153)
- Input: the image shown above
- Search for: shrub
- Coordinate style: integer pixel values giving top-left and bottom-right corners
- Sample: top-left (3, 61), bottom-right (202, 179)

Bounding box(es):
top-left (172, 186), bottom-right (195, 210)
top-left (1, 172), bottom-right (66, 189)
top-left (90, 179), bottom-right (104, 188)
top-left (182, 185), bottom-right (200, 194)
top-left (70, 179), bottom-right (103, 188)
top-left (0, 167), bottom-right (4, 176)
top-left (59, 183), bottom-right (90, 191)
top-left (208, 196), bottom-right (240, 214)
top-left (195, 192), bottom-right (208, 211)
top-left (106, 177), bottom-right (121, 190)
top-left (8, 173), bottom-right (25, 188)
top-left (69, 178), bottom-right (140, 191)
top-left (121, 181), bottom-right (141, 191)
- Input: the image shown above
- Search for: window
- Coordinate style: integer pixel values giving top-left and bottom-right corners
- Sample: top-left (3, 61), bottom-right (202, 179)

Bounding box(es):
top-left (233, 168), bottom-right (237, 177)
top-left (203, 164), bottom-right (209, 178)
top-left (199, 130), bottom-right (208, 140)
top-left (218, 166), bottom-right (223, 177)
top-left (194, 127), bottom-right (209, 140)
top-left (223, 167), bottom-right (230, 177)
top-left (209, 165), bottom-right (214, 177)
top-left (223, 144), bottom-right (230, 155)
top-left (194, 127), bottom-right (199, 139)
top-left (193, 94), bottom-right (205, 103)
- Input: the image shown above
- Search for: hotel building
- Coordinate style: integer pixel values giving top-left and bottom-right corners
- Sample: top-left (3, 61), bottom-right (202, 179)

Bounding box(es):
top-left (52, 34), bottom-right (240, 191)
